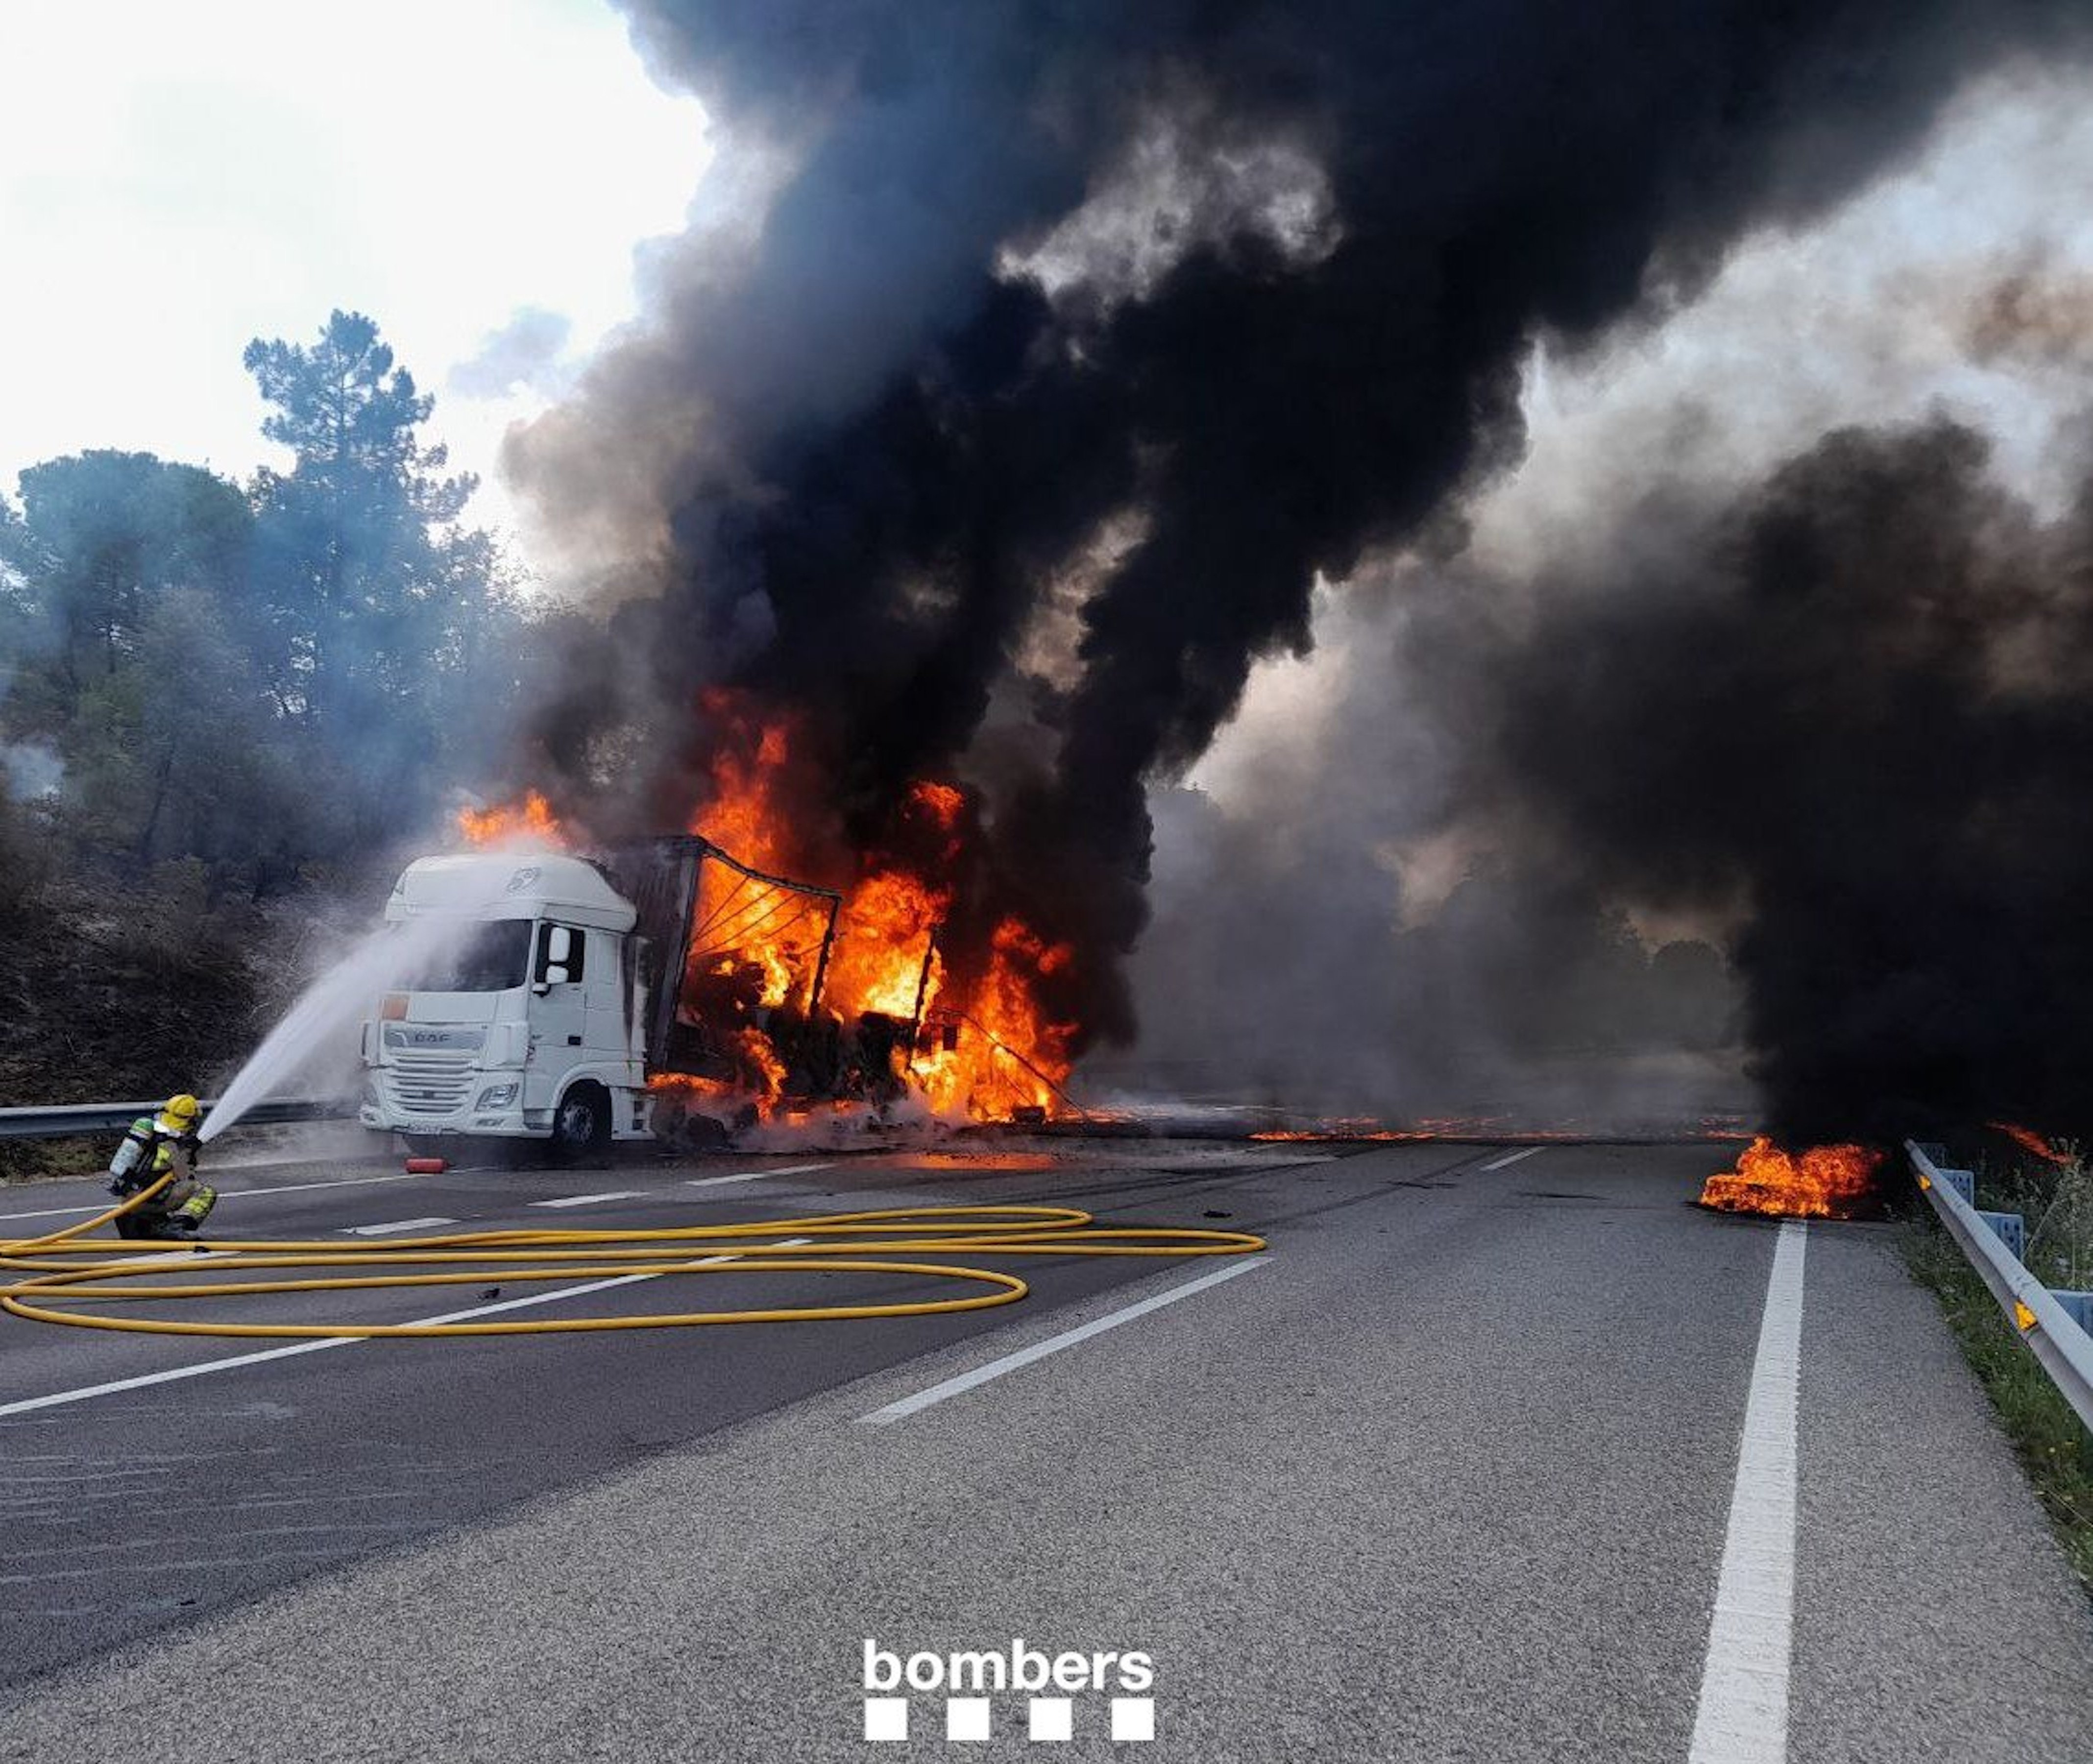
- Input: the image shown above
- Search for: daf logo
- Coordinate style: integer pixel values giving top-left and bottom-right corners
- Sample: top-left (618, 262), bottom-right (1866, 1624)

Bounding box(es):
top-left (409, 1030), bottom-right (447, 1045)
top-left (506, 867), bottom-right (542, 894)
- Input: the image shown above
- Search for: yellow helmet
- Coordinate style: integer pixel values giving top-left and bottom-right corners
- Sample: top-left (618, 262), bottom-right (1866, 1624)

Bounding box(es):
top-left (156, 1093), bottom-right (201, 1135)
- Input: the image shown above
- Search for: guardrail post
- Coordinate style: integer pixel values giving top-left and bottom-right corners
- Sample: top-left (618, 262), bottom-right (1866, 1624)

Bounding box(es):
top-left (1933, 1166), bottom-right (1977, 1207)
top-left (1975, 1210), bottom-right (2027, 1262)
top-left (2051, 1292), bottom-right (2093, 1334)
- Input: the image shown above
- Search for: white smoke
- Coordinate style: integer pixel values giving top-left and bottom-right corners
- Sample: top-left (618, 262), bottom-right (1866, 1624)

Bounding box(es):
top-left (1, 740), bottom-right (62, 800)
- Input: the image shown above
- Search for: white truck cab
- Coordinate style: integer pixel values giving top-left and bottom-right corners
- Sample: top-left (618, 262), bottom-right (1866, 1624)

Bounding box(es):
top-left (358, 853), bottom-right (652, 1153)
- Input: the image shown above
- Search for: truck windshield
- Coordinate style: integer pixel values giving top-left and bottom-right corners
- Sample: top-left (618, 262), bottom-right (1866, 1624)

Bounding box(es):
top-left (390, 920), bottom-right (533, 993)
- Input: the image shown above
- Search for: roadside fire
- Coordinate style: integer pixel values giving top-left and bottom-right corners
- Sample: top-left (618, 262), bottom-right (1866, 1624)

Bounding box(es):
top-left (1251, 1117), bottom-right (1479, 1143)
top-left (1698, 1136), bottom-right (1884, 1218)
top-left (1989, 1121), bottom-right (2076, 1167)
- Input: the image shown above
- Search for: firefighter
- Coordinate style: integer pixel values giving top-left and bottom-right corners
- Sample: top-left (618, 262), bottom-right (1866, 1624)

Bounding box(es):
top-left (107, 1093), bottom-right (218, 1240)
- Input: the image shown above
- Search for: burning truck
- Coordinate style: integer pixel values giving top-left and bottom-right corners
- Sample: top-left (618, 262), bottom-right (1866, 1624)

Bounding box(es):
top-left (359, 764), bottom-right (1079, 1152)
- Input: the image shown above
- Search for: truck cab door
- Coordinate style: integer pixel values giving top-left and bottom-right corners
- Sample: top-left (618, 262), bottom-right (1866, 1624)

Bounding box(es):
top-left (532, 922), bottom-right (590, 1067)
top-left (580, 931), bottom-right (629, 1060)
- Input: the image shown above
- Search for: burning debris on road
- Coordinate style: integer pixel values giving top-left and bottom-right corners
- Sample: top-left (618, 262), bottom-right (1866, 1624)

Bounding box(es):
top-left (1698, 1138), bottom-right (1886, 1220)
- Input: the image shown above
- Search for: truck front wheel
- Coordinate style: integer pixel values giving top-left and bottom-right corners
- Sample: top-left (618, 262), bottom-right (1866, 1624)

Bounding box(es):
top-left (551, 1083), bottom-right (612, 1162)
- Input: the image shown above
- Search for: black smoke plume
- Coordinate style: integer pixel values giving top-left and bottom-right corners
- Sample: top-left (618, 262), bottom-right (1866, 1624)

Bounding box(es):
top-left (509, 0), bottom-right (2091, 1068)
top-left (1485, 418), bottom-right (2093, 1145)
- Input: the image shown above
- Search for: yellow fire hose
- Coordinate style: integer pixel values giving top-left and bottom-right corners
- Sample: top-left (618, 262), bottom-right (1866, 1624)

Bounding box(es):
top-left (0, 1172), bottom-right (1266, 1340)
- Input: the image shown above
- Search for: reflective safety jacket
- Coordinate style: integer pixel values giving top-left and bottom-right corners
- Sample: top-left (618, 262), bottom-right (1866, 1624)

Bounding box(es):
top-left (108, 1117), bottom-right (196, 1195)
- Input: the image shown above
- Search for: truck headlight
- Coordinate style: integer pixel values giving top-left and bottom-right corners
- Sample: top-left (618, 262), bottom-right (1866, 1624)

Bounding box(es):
top-left (474, 1083), bottom-right (519, 1110)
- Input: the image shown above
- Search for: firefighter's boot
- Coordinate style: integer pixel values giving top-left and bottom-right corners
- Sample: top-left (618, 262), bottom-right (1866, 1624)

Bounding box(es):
top-left (170, 1185), bottom-right (219, 1237)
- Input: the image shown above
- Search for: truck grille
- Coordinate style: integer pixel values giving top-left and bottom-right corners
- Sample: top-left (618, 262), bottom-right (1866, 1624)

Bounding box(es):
top-left (384, 1050), bottom-right (476, 1117)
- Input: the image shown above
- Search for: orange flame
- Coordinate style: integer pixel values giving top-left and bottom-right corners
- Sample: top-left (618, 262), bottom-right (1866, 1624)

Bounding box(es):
top-left (1251, 1128), bottom-right (1425, 1143)
top-left (1989, 1121), bottom-right (2076, 1167)
top-left (457, 791), bottom-right (565, 848)
top-left (825, 869), bottom-right (949, 1016)
top-left (450, 710), bottom-right (1078, 1125)
top-left (1698, 1136), bottom-right (1884, 1218)
top-left (692, 695), bottom-right (801, 875)
top-left (908, 918), bottom-right (1079, 1119)
top-left (648, 1071), bottom-right (738, 1110)
top-left (679, 700), bottom-right (1076, 1122)
top-left (911, 780), bottom-right (964, 832)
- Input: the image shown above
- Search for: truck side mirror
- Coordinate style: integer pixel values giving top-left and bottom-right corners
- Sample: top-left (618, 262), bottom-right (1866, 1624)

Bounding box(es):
top-left (546, 926), bottom-right (573, 964)
top-left (543, 964), bottom-right (571, 987)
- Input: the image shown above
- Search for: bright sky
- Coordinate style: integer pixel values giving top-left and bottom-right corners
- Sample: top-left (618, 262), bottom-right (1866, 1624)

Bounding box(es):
top-left (0, 0), bottom-right (707, 557)
top-left (7, 12), bottom-right (2089, 616)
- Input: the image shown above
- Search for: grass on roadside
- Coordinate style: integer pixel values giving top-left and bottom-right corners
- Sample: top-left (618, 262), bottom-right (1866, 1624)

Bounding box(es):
top-left (1902, 1189), bottom-right (2093, 1591)
top-left (0, 1136), bottom-right (110, 1186)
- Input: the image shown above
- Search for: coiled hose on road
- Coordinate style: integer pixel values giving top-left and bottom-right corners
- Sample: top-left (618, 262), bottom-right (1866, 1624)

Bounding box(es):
top-left (0, 1173), bottom-right (1267, 1341)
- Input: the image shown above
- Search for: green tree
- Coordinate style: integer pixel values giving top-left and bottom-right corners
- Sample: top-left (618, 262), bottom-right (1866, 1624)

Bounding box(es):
top-left (244, 310), bottom-right (514, 841)
top-left (0, 454), bottom-right (256, 876)
top-left (1, 452), bottom-right (248, 704)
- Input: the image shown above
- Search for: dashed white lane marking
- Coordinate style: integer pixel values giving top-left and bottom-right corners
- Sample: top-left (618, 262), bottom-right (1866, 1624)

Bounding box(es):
top-left (0, 1170), bottom-right (426, 1225)
top-left (216, 1172), bottom-right (427, 1200)
top-left (340, 1218), bottom-right (458, 1237)
top-left (0, 1240), bottom-right (813, 1420)
top-left (529, 1190), bottom-right (647, 1208)
top-left (1688, 1218), bottom-right (1807, 1764)
top-left (857, 1256), bottom-right (1267, 1426)
top-left (0, 1340), bottom-right (345, 1420)
top-left (684, 1162), bottom-right (833, 1188)
top-left (1480, 1145), bottom-right (1546, 1171)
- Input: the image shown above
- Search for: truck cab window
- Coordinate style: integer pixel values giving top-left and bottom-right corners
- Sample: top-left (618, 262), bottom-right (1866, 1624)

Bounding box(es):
top-left (536, 922), bottom-right (587, 986)
top-left (390, 920), bottom-right (533, 993)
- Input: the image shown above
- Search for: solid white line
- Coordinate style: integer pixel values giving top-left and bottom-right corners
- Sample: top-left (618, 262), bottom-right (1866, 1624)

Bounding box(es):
top-left (529, 1191), bottom-right (647, 1208)
top-left (0, 1239), bottom-right (815, 1420)
top-left (856, 1257), bottom-right (1267, 1426)
top-left (1481, 1146), bottom-right (1546, 1172)
top-left (684, 1161), bottom-right (833, 1188)
top-left (1688, 1219), bottom-right (1807, 1764)
top-left (340, 1218), bottom-right (457, 1237)
top-left (0, 1170), bottom-right (424, 1224)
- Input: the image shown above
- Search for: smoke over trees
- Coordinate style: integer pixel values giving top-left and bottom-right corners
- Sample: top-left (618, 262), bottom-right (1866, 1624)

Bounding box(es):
top-left (0, 313), bottom-right (545, 896)
top-left (505, 0), bottom-right (2093, 1134)
top-left (0, 312), bottom-right (575, 1116)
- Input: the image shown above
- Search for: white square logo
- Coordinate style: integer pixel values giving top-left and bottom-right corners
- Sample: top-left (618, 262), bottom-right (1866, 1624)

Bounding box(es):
top-left (863, 1697), bottom-right (908, 1743)
top-left (1029, 1697), bottom-right (1073, 1741)
top-left (947, 1697), bottom-right (992, 1742)
top-left (1111, 1697), bottom-right (1155, 1742)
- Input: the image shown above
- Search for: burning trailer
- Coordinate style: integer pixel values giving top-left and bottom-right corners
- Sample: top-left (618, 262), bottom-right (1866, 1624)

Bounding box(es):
top-left (358, 826), bottom-right (1068, 1155)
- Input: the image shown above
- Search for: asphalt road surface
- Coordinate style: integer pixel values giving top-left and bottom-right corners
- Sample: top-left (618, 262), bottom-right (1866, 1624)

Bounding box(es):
top-left (1, 1137), bottom-right (2088, 1762)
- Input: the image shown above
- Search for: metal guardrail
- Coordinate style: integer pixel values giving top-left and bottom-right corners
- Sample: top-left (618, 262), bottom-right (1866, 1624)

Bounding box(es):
top-left (0, 1099), bottom-right (351, 1141)
top-left (1909, 1138), bottom-right (2093, 1434)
